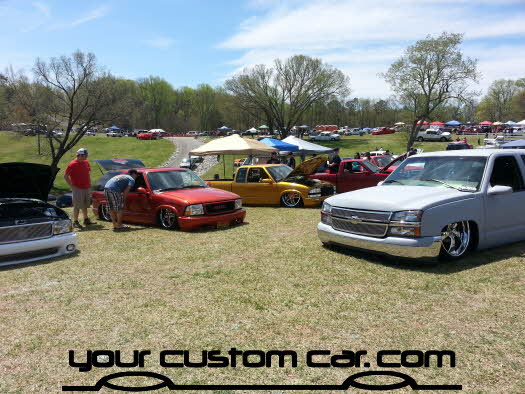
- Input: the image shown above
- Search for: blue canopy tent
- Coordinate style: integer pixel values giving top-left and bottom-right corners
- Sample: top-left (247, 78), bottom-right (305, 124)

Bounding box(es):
top-left (445, 120), bottom-right (461, 126)
top-left (259, 138), bottom-right (299, 151)
top-left (505, 121), bottom-right (517, 125)
top-left (109, 125), bottom-right (120, 130)
top-left (501, 139), bottom-right (525, 149)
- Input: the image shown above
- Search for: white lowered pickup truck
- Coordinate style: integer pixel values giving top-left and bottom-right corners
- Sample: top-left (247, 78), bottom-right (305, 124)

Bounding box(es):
top-left (318, 150), bottom-right (525, 261)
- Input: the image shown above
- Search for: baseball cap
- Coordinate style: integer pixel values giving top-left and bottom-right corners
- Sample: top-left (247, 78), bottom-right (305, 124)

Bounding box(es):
top-left (76, 148), bottom-right (88, 155)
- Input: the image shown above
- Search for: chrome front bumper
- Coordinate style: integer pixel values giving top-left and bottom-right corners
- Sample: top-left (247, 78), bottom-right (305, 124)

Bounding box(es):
top-left (0, 232), bottom-right (78, 267)
top-left (317, 222), bottom-right (442, 261)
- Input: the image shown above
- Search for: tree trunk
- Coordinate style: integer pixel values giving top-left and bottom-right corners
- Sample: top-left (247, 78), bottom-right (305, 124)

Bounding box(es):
top-left (406, 119), bottom-right (423, 151)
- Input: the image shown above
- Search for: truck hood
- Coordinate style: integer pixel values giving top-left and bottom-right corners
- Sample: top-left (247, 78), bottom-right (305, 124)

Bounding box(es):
top-left (326, 185), bottom-right (475, 211)
top-left (0, 163), bottom-right (56, 201)
top-left (285, 156), bottom-right (328, 179)
top-left (94, 158), bottom-right (146, 171)
top-left (156, 187), bottom-right (240, 205)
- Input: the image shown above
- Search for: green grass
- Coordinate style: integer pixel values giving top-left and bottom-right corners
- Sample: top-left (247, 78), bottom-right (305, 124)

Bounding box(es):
top-left (0, 207), bottom-right (523, 392)
top-left (202, 133), bottom-right (483, 180)
top-left (0, 131), bottom-right (174, 192)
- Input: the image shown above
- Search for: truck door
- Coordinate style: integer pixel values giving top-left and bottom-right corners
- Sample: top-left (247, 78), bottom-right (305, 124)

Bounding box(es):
top-left (484, 155), bottom-right (525, 245)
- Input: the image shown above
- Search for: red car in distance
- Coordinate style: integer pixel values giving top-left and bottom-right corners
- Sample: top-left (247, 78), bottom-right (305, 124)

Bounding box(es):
top-left (137, 132), bottom-right (158, 140)
top-left (92, 159), bottom-right (246, 230)
top-left (372, 127), bottom-right (395, 135)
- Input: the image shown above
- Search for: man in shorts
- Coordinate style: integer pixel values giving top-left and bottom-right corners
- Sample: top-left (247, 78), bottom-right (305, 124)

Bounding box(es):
top-left (104, 169), bottom-right (139, 231)
top-left (64, 148), bottom-right (95, 228)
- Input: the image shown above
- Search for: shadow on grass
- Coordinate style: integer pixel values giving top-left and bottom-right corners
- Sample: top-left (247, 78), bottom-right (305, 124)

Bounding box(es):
top-left (0, 250), bottom-right (80, 272)
top-left (324, 241), bottom-right (525, 274)
top-left (192, 221), bottom-right (250, 233)
top-left (75, 224), bottom-right (108, 232)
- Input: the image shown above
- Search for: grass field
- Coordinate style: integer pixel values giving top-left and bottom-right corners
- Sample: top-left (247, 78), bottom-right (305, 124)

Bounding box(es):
top-left (0, 207), bottom-right (523, 392)
top-left (0, 132), bottom-right (174, 192)
top-left (202, 133), bottom-right (483, 179)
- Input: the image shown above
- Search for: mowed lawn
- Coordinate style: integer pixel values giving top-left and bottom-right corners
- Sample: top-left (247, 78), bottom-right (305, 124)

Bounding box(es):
top-left (0, 131), bottom-right (174, 192)
top-left (0, 207), bottom-right (524, 392)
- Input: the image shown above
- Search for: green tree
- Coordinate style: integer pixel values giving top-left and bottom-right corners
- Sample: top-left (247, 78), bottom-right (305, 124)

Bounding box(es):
top-left (382, 32), bottom-right (479, 150)
top-left (7, 51), bottom-right (124, 190)
top-left (225, 55), bottom-right (350, 138)
top-left (138, 76), bottom-right (174, 128)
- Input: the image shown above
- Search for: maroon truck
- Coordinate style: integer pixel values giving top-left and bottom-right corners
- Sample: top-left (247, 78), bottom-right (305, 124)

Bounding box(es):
top-left (309, 156), bottom-right (403, 193)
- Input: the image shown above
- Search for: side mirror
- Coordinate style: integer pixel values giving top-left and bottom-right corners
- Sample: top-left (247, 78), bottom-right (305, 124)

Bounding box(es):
top-left (261, 178), bottom-right (274, 184)
top-left (136, 187), bottom-right (148, 194)
top-left (487, 185), bottom-right (513, 196)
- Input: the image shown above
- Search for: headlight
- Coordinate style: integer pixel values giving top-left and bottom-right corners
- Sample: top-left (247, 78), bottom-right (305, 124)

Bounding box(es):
top-left (389, 210), bottom-right (422, 237)
top-left (309, 188), bottom-right (321, 197)
top-left (234, 199), bottom-right (242, 210)
top-left (390, 210), bottom-right (422, 223)
top-left (184, 204), bottom-right (204, 216)
top-left (321, 201), bottom-right (332, 213)
top-left (53, 219), bottom-right (72, 235)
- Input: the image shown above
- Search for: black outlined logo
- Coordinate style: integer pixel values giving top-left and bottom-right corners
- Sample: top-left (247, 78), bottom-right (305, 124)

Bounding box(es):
top-left (63, 349), bottom-right (462, 391)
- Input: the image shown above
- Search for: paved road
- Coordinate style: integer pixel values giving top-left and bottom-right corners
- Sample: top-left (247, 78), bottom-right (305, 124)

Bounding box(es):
top-left (162, 137), bottom-right (204, 167)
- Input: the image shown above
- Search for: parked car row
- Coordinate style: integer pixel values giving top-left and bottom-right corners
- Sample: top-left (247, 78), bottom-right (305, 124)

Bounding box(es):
top-left (3, 146), bottom-right (524, 267)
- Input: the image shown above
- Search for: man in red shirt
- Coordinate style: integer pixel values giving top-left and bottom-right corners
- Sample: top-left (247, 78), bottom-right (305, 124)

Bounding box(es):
top-left (64, 148), bottom-right (95, 228)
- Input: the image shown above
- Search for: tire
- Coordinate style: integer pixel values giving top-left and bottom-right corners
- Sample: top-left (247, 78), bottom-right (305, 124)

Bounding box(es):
top-left (440, 137), bottom-right (446, 142)
top-left (99, 203), bottom-right (111, 221)
top-left (158, 208), bottom-right (178, 229)
top-left (417, 137), bottom-right (424, 142)
top-left (439, 221), bottom-right (473, 260)
top-left (280, 192), bottom-right (303, 208)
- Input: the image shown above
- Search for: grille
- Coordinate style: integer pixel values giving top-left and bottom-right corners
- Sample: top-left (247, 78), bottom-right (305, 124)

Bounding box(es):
top-left (321, 186), bottom-right (335, 196)
top-left (331, 207), bottom-right (391, 223)
top-left (331, 217), bottom-right (388, 237)
top-left (0, 248), bottom-right (59, 264)
top-left (205, 201), bottom-right (235, 215)
top-left (0, 223), bottom-right (53, 244)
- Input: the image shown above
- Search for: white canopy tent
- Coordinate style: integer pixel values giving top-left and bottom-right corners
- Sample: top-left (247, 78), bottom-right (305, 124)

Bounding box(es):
top-left (282, 136), bottom-right (335, 155)
top-left (190, 134), bottom-right (278, 156)
top-left (517, 120), bottom-right (525, 125)
top-left (190, 134), bottom-right (279, 177)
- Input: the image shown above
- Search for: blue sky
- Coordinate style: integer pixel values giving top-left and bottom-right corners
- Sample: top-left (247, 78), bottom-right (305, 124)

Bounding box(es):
top-left (2, 0), bottom-right (525, 97)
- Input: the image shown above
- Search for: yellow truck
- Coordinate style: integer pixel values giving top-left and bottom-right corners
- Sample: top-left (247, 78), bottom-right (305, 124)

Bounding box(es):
top-left (207, 157), bottom-right (335, 207)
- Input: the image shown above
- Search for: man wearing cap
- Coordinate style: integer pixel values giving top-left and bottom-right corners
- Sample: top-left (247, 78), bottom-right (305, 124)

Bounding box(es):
top-left (104, 169), bottom-right (139, 231)
top-left (266, 152), bottom-right (280, 164)
top-left (64, 148), bottom-right (95, 228)
top-left (328, 147), bottom-right (341, 174)
top-left (286, 152), bottom-right (296, 169)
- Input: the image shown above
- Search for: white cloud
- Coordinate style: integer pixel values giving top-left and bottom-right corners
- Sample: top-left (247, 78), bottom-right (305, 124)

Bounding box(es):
top-left (70, 6), bottom-right (109, 27)
top-left (143, 36), bottom-right (175, 50)
top-left (219, 0), bottom-right (525, 97)
top-left (32, 1), bottom-right (50, 18)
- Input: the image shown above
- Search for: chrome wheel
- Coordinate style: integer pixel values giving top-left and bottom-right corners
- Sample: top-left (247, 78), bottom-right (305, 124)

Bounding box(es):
top-left (441, 221), bottom-right (471, 258)
top-left (100, 204), bottom-right (111, 221)
top-left (281, 192), bottom-right (303, 208)
top-left (159, 208), bottom-right (177, 229)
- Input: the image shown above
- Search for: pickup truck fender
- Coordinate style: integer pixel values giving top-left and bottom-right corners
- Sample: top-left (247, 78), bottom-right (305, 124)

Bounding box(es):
top-left (154, 204), bottom-right (183, 217)
top-left (280, 188), bottom-right (305, 198)
top-left (420, 197), bottom-right (483, 247)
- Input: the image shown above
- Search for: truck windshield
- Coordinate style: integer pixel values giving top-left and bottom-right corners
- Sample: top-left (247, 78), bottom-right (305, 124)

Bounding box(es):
top-left (383, 156), bottom-right (486, 191)
top-left (148, 170), bottom-right (208, 192)
top-left (266, 165), bottom-right (293, 181)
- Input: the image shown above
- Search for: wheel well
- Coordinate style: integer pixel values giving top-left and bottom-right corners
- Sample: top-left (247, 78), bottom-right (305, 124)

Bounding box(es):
top-left (440, 220), bottom-right (479, 251)
top-left (468, 220), bottom-right (479, 251)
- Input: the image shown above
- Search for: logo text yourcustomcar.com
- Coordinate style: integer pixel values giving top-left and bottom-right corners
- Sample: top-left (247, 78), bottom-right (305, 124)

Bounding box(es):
top-left (69, 348), bottom-right (456, 372)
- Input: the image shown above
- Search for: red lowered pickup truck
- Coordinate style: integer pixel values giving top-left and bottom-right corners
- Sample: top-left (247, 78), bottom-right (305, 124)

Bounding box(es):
top-left (309, 157), bottom-right (403, 193)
